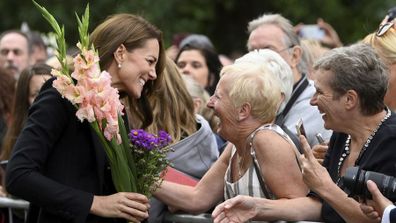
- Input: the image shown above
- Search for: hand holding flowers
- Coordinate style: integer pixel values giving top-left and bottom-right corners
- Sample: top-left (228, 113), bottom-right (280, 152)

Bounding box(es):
top-left (33, 1), bottom-right (171, 197)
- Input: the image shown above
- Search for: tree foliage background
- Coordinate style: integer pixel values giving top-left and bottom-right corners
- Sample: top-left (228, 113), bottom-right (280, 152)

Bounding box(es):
top-left (0, 0), bottom-right (394, 57)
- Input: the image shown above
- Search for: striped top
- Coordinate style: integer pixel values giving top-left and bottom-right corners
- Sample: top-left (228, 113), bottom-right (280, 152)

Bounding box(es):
top-left (224, 124), bottom-right (295, 223)
top-left (224, 124), bottom-right (296, 200)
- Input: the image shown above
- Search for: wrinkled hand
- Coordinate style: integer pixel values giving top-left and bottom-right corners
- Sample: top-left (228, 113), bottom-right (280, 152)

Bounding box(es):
top-left (312, 143), bottom-right (328, 165)
top-left (90, 192), bottom-right (149, 223)
top-left (300, 135), bottom-right (332, 193)
top-left (317, 18), bottom-right (342, 48)
top-left (212, 195), bottom-right (257, 223)
top-left (359, 180), bottom-right (393, 222)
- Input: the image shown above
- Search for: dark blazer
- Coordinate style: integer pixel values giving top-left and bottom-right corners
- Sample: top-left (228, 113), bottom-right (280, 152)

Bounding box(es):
top-left (5, 78), bottom-right (117, 223)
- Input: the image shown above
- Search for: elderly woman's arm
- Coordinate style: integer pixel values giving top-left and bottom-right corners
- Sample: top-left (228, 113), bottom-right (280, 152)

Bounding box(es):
top-left (212, 195), bottom-right (322, 222)
top-left (153, 143), bottom-right (232, 214)
top-left (254, 130), bottom-right (308, 198)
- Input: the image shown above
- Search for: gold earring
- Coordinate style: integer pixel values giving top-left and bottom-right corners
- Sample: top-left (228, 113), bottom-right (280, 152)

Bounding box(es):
top-left (118, 63), bottom-right (122, 69)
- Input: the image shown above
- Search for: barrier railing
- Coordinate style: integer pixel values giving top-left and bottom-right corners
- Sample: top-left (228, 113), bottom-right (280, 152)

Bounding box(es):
top-left (0, 197), bottom-right (215, 223)
top-left (0, 197), bottom-right (29, 223)
top-left (164, 212), bottom-right (213, 223)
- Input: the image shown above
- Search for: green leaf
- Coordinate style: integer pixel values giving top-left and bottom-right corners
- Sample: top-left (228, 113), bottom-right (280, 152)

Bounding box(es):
top-left (32, 0), bottom-right (69, 76)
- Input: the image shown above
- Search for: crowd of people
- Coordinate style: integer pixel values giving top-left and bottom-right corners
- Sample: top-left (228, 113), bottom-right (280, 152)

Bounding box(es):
top-left (0, 5), bottom-right (396, 223)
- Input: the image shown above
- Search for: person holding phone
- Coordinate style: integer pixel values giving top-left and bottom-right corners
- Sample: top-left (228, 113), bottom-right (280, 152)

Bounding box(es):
top-left (212, 43), bottom-right (396, 223)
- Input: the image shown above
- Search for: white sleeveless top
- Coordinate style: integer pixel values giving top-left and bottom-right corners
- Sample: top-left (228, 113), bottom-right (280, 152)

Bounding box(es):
top-left (224, 124), bottom-right (296, 199)
top-left (224, 124), bottom-right (296, 223)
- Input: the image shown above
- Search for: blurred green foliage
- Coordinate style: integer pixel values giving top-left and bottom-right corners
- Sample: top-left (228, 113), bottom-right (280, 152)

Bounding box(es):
top-left (0, 0), bottom-right (394, 56)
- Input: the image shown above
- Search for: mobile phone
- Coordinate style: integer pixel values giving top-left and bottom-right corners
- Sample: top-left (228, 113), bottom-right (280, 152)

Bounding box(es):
top-left (299, 25), bottom-right (325, 40)
top-left (316, 133), bottom-right (325, 144)
top-left (295, 118), bottom-right (306, 137)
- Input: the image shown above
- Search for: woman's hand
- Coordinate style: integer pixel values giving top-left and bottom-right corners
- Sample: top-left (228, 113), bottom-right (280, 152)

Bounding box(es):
top-left (212, 195), bottom-right (257, 223)
top-left (360, 180), bottom-right (393, 222)
top-left (312, 143), bottom-right (328, 165)
top-left (90, 192), bottom-right (149, 223)
top-left (300, 135), bottom-right (333, 193)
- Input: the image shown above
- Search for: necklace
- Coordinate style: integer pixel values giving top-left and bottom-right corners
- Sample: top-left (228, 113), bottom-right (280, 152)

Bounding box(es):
top-left (237, 154), bottom-right (244, 177)
top-left (337, 108), bottom-right (391, 179)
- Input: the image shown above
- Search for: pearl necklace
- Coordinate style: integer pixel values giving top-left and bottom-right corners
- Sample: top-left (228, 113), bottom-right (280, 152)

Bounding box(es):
top-left (337, 108), bottom-right (391, 179)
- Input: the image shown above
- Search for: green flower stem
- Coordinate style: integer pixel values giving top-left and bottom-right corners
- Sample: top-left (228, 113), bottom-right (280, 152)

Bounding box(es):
top-left (91, 120), bottom-right (137, 192)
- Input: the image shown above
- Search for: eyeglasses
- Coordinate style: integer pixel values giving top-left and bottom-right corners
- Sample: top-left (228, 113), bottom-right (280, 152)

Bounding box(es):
top-left (278, 45), bottom-right (295, 53)
top-left (376, 22), bottom-right (394, 37)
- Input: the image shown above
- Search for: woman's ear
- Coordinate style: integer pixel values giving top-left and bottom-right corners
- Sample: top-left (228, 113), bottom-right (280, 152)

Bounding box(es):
top-left (114, 44), bottom-right (126, 65)
top-left (237, 102), bottom-right (251, 121)
top-left (193, 98), bottom-right (203, 114)
top-left (345, 89), bottom-right (358, 110)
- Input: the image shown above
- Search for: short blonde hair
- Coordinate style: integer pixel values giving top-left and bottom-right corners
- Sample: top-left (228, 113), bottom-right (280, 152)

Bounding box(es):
top-left (221, 62), bottom-right (282, 123)
top-left (362, 28), bottom-right (396, 65)
top-left (235, 49), bottom-right (293, 114)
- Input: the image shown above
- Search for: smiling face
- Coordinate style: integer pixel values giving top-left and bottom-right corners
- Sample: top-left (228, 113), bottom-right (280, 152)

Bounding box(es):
top-left (310, 69), bottom-right (347, 131)
top-left (112, 38), bottom-right (159, 99)
top-left (207, 74), bottom-right (238, 139)
top-left (177, 49), bottom-right (210, 88)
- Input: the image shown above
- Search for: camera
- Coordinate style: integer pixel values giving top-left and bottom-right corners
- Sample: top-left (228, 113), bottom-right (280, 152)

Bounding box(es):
top-left (342, 166), bottom-right (396, 200)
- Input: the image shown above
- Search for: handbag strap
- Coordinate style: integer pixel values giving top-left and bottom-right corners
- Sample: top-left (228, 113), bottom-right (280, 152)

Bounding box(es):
top-left (275, 74), bottom-right (309, 126)
top-left (249, 126), bottom-right (273, 198)
top-left (275, 74), bottom-right (309, 153)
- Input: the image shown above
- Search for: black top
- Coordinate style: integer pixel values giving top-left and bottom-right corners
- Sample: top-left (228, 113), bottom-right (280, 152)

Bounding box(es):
top-left (320, 111), bottom-right (396, 223)
top-left (5, 78), bottom-right (121, 223)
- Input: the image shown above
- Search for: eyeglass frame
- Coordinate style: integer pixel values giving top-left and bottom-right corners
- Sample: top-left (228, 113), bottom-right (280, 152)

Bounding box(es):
top-left (376, 16), bottom-right (395, 37)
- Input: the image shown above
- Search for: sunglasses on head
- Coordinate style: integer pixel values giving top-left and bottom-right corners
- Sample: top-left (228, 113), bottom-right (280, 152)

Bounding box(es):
top-left (376, 10), bottom-right (396, 37)
top-left (376, 22), bottom-right (394, 37)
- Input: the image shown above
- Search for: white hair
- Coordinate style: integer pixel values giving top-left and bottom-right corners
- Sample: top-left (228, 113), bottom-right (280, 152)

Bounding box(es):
top-left (235, 49), bottom-right (293, 114)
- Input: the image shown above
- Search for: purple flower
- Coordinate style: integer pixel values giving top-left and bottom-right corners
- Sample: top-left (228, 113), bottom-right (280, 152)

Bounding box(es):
top-left (129, 129), bottom-right (171, 151)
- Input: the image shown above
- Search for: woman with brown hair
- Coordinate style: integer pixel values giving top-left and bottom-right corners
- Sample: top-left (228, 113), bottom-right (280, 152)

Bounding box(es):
top-left (0, 68), bottom-right (15, 149)
top-left (6, 13), bottom-right (166, 223)
top-left (1, 64), bottom-right (52, 161)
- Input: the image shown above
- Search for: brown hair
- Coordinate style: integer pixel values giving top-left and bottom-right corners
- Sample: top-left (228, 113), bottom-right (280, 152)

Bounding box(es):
top-left (132, 58), bottom-right (197, 142)
top-left (1, 64), bottom-right (52, 160)
top-left (90, 13), bottom-right (166, 128)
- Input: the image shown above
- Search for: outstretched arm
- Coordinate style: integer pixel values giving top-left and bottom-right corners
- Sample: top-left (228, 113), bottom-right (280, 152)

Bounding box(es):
top-left (153, 144), bottom-right (232, 213)
top-left (212, 195), bottom-right (322, 222)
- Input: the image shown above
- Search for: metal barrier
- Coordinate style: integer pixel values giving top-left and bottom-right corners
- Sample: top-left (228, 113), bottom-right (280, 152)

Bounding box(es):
top-left (0, 197), bottom-right (215, 223)
top-left (164, 212), bottom-right (213, 223)
top-left (0, 197), bottom-right (29, 223)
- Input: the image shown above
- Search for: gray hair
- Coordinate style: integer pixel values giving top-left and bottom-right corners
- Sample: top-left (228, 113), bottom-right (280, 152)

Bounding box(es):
top-left (314, 43), bottom-right (388, 115)
top-left (235, 49), bottom-right (293, 114)
top-left (247, 13), bottom-right (308, 75)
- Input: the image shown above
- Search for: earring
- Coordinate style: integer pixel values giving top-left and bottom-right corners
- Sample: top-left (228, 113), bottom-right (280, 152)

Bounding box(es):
top-left (118, 63), bottom-right (122, 69)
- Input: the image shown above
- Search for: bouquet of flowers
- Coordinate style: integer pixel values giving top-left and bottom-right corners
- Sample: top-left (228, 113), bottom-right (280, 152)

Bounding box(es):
top-left (33, 1), bottom-right (171, 197)
top-left (129, 129), bottom-right (172, 196)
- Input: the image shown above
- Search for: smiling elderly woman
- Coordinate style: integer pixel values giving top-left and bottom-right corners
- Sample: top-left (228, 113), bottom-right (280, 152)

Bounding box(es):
top-left (212, 43), bottom-right (396, 223)
top-left (153, 51), bottom-right (307, 219)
